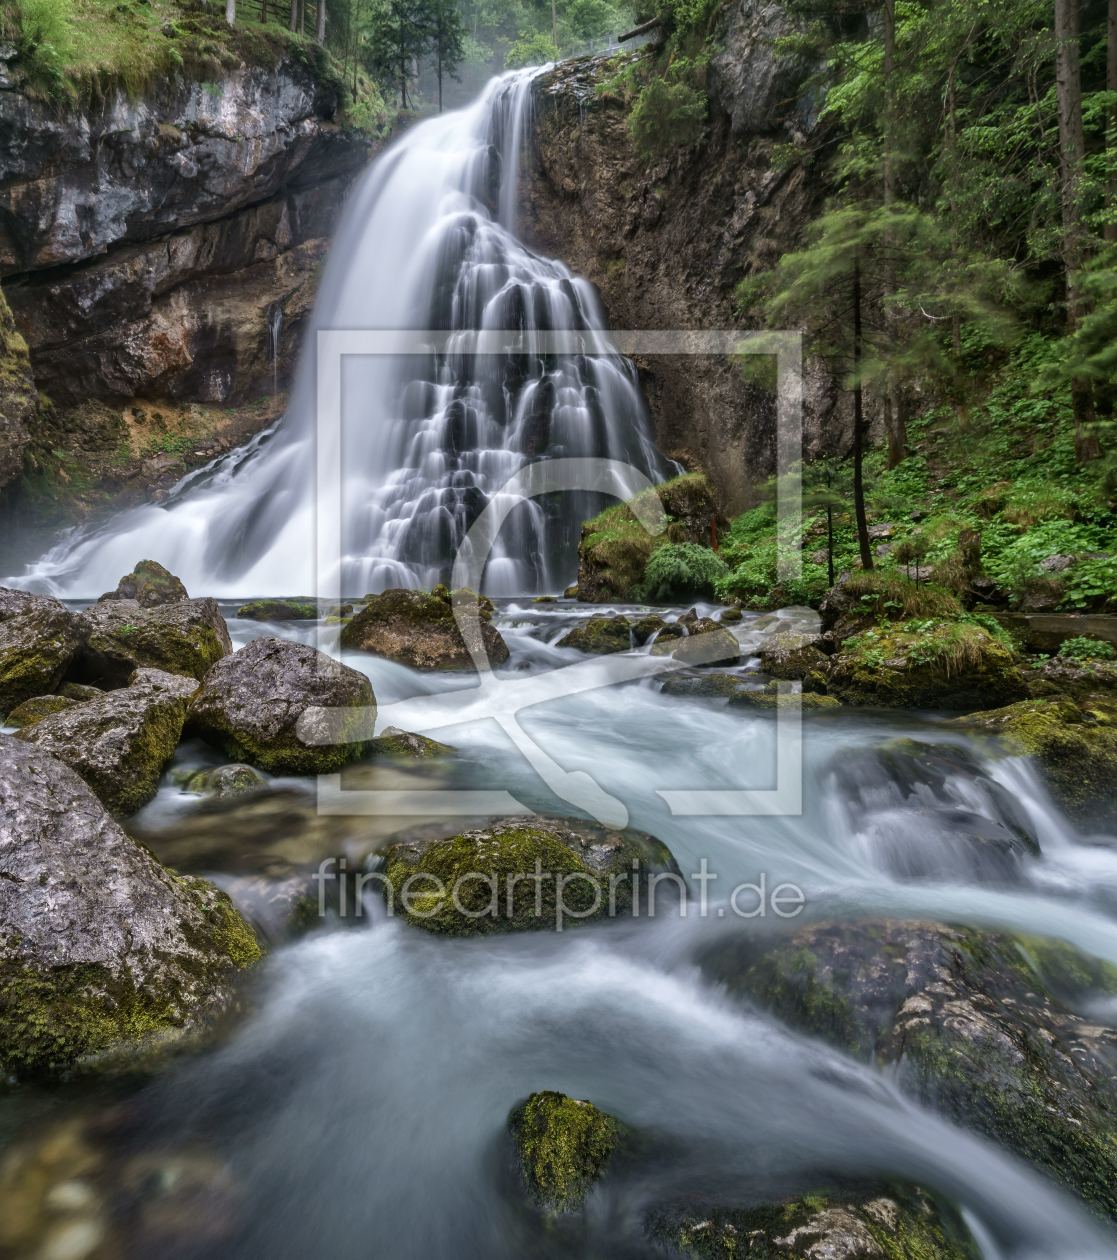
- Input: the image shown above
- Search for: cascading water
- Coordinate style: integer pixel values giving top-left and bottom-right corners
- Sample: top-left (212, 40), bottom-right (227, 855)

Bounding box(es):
top-left (266, 299), bottom-right (284, 400)
top-left (7, 71), bottom-right (664, 598)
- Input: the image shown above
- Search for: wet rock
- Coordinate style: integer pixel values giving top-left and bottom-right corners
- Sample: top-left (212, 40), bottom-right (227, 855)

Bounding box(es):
top-left (1026, 656), bottom-right (1117, 700)
top-left (824, 738), bottom-right (1039, 882)
top-left (58, 681), bottom-right (103, 702)
top-left (631, 613), bottom-right (669, 644)
top-left (97, 560), bottom-right (188, 607)
top-left (236, 598), bottom-right (320, 622)
top-left (718, 607), bottom-right (743, 623)
top-left (0, 736), bottom-right (261, 1077)
top-left (182, 764), bottom-right (269, 799)
top-left (368, 726), bottom-right (454, 758)
top-left (661, 673), bottom-right (750, 698)
top-left (649, 1185), bottom-right (975, 1259)
top-left (186, 637), bottom-right (376, 775)
top-left (952, 695), bottom-right (1117, 829)
top-left (758, 630), bottom-right (829, 680)
top-left (509, 1092), bottom-right (619, 1213)
top-left (557, 614), bottom-right (632, 654)
top-left (340, 587), bottom-right (510, 671)
top-left (0, 283), bottom-right (36, 489)
top-left (701, 919), bottom-right (1117, 1220)
top-left (72, 597), bottom-right (232, 689)
top-left (4, 694), bottom-right (76, 728)
top-left (380, 816), bottom-right (681, 936)
top-left (727, 687), bottom-right (841, 712)
top-left (826, 622), bottom-right (1027, 710)
top-left (17, 668), bottom-right (199, 815)
top-left (0, 590), bottom-right (87, 719)
top-left (668, 626), bottom-right (741, 667)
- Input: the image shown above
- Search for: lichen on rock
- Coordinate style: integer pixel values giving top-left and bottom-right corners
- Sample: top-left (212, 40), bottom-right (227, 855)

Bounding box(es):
top-left (186, 636), bottom-right (376, 774)
top-left (380, 816), bottom-right (681, 936)
top-left (508, 1091), bottom-right (620, 1213)
top-left (340, 587), bottom-right (509, 671)
top-left (16, 667), bottom-right (200, 815)
top-left (0, 736), bottom-right (261, 1078)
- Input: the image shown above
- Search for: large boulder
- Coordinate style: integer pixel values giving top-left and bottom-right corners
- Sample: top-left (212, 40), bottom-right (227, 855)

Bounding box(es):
top-left (825, 621), bottom-right (1027, 710)
top-left (702, 920), bottom-right (1117, 1219)
top-left (340, 587), bottom-right (509, 671)
top-left (236, 599), bottom-right (320, 622)
top-left (380, 816), bottom-right (681, 936)
top-left (0, 736), bottom-right (261, 1077)
top-left (4, 694), bottom-right (77, 729)
top-left (952, 694), bottom-right (1117, 829)
top-left (509, 1092), bottom-right (620, 1213)
top-left (0, 589), bottom-right (86, 719)
top-left (16, 667), bottom-right (199, 815)
top-left (759, 630), bottom-right (830, 679)
top-left (71, 596), bottom-right (232, 689)
top-left (186, 637), bottom-right (376, 774)
top-left (97, 560), bottom-right (188, 607)
top-left (557, 615), bottom-right (632, 654)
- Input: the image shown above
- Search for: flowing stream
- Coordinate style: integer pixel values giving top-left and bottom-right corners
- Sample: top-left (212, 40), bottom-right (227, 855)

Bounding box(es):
top-left (3, 71), bottom-right (1117, 1260)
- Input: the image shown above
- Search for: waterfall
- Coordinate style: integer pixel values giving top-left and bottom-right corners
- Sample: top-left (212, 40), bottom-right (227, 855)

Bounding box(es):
top-left (266, 299), bottom-right (283, 400)
top-left (11, 70), bottom-right (665, 598)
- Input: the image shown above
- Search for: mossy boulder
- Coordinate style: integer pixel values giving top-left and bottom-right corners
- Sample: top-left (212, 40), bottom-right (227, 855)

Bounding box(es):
top-left (16, 667), bottom-right (200, 816)
top-left (632, 614), bottom-right (677, 644)
top-left (368, 726), bottom-right (454, 757)
top-left (182, 764), bottom-right (269, 799)
top-left (186, 637), bottom-right (376, 775)
top-left (661, 672), bottom-right (751, 698)
top-left (236, 599), bottom-right (320, 621)
top-left (759, 631), bottom-right (830, 680)
top-left (701, 919), bottom-right (1117, 1220)
top-left (826, 621), bottom-right (1027, 710)
top-left (951, 695), bottom-right (1117, 828)
top-left (4, 694), bottom-right (77, 728)
top-left (0, 736), bottom-right (261, 1078)
top-left (727, 687), bottom-right (841, 712)
top-left (668, 624), bottom-right (740, 667)
top-left (0, 589), bottom-right (87, 720)
top-left (340, 587), bottom-right (509, 671)
top-left (509, 1091), bottom-right (620, 1213)
top-left (72, 597), bottom-right (232, 689)
top-left (1025, 655), bottom-right (1117, 700)
top-left (824, 738), bottom-right (1039, 882)
top-left (557, 614), bottom-right (632, 654)
top-left (649, 1186), bottom-right (977, 1259)
top-left (58, 681), bottom-right (103, 702)
top-left (98, 560), bottom-right (188, 608)
top-left (380, 816), bottom-right (682, 936)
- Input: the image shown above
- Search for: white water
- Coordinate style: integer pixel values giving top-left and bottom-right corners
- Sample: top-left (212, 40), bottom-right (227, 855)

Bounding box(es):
top-left (8, 71), bottom-right (664, 599)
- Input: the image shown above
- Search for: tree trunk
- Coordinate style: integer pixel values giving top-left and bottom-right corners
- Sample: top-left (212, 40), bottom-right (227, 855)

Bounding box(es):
top-left (438, 51), bottom-right (443, 111)
top-left (316, 0), bottom-right (325, 44)
top-left (300, 0), bottom-right (305, 35)
top-left (852, 257), bottom-right (874, 572)
top-left (551, 0), bottom-right (557, 47)
top-left (884, 391), bottom-right (907, 469)
top-left (260, 0), bottom-right (267, 24)
top-left (883, 0), bottom-right (896, 206)
top-left (1108, 0), bottom-right (1117, 244)
top-left (226, 0), bottom-right (235, 23)
top-left (1055, 0), bottom-right (1102, 461)
top-left (290, 0), bottom-right (297, 31)
top-left (826, 503), bottom-right (835, 587)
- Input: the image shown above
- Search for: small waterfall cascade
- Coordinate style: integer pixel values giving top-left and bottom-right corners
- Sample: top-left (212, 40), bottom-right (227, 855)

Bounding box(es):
top-left (11, 71), bottom-right (665, 598)
top-left (266, 300), bottom-right (283, 399)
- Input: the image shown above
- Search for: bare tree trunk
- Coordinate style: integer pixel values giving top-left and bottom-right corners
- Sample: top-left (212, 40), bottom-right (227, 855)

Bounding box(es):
top-left (1108, 0), bottom-right (1117, 243)
top-left (879, 0), bottom-right (907, 469)
top-left (316, 0), bottom-right (325, 45)
top-left (1055, 0), bottom-right (1102, 461)
top-left (552, 0), bottom-right (557, 47)
top-left (947, 60), bottom-right (971, 432)
top-left (261, 0), bottom-right (267, 24)
top-left (290, 0), bottom-right (297, 31)
top-left (300, 0), bottom-right (305, 35)
top-left (226, 0), bottom-right (235, 23)
top-left (853, 257), bottom-right (874, 572)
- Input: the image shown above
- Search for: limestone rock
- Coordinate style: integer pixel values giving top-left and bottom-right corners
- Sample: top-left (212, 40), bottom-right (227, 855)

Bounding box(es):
top-left (0, 282), bottom-right (36, 488)
top-left (16, 667), bottom-right (200, 815)
top-left (557, 615), bottom-right (632, 654)
top-left (0, 590), bottom-right (86, 719)
top-left (759, 630), bottom-right (829, 679)
top-left (186, 637), bottom-right (376, 775)
top-left (58, 681), bottom-right (103, 701)
top-left (236, 598), bottom-right (320, 622)
top-left (98, 560), bottom-right (188, 607)
top-left (182, 763), bottom-right (269, 799)
top-left (380, 816), bottom-right (681, 936)
top-left (728, 687), bottom-right (840, 712)
top-left (368, 727), bottom-right (454, 758)
top-left (72, 596), bottom-right (232, 689)
top-left (4, 694), bottom-right (76, 729)
top-left (701, 919), bottom-right (1117, 1219)
top-left (709, 0), bottom-right (815, 136)
top-left (663, 625), bottom-right (741, 667)
top-left (0, 735), bottom-right (261, 1077)
top-left (340, 587), bottom-right (509, 671)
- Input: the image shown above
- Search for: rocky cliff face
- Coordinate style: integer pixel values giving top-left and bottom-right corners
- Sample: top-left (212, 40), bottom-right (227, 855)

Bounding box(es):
top-left (523, 13), bottom-right (856, 514)
top-left (0, 57), bottom-right (371, 424)
top-left (0, 285), bottom-right (36, 487)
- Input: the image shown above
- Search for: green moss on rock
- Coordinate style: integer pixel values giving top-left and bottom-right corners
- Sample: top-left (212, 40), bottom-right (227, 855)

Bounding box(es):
top-left (368, 726), bottom-right (454, 757)
top-left (99, 560), bottom-right (188, 607)
top-left (5, 694), bottom-right (76, 728)
top-left (340, 587), bottom-right (508, 670)
top-left (557, 615), bottom-right (632, 654)
top-left (727, 688), bottom-right (842, 712)
top-left (509, 1091), bottom-right (620, 1212)
top-left (237, 599), bottom-right (320, 621)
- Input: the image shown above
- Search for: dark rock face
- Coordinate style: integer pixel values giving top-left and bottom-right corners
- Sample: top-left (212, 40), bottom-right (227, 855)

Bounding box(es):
top-left (17, 667), bottom-right (200, 815)
top-left (340, 588), bottom-right (510, 671)
top-left (0, 282), bottom-right (36, 488)
top-left (702, 919), bottom-right (1117, 1219)
top-left (72, 597), bottom-right (232, 689)
top-left (0, 735), bottom-right (261, 1076)
top-left (0, 591), bottom-right (86, 719)
top-left (98, 560), bottom-right (189, 607)
top-left (186, 637), bottom-right (376, 774)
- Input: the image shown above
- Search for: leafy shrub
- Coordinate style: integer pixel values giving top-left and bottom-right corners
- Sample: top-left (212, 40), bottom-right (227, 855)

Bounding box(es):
top-left (1062, 554), bottom-right (1117, 610)
top-left (639, 542), bottom-right (727, 602)
top-left (628, 75), bottom-right (705, 162)
top-left (15, 0), bottom-right (72, 91)
top-left (504, 29), bottom-right (558, 68)
top-left (1058, 636), bottom-right (1117, 661)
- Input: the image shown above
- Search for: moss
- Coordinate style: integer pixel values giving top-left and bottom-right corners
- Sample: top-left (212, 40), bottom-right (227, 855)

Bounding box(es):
top-left (661, 672), bottom-right (751, 697)
top-left (367, 730), bottom-right (454, 758)
top-left (649, 1185), bottom-right (978, 1259)
top-left (4, 694), bottom-right (75, 728)
top-left (176, 876), bottom-right (264, 971)
top-left (639, 542), bottom-right (729, 602)
top-left (508, 1091), bottom-right (620, 1212)
top-left (106, 560), bottom-right (188, 605)
top-left (236, 599), bottom-right (320, 621)
top-left (726, 689), bottom-right (842, 712)
top-left (382, 820), bottom-right (678, 936)
top-left (557, 615), bottom-right (633, 653)
top-left (954, 696), bottom-right (1117, 826)
top-left (199, 716), bottom-right (368, 777)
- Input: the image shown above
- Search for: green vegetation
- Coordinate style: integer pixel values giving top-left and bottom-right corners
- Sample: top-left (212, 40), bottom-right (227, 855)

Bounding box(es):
top-left (508, 1091), bottom-right (620, 1212)
top-left (1060, 636), bottom-right (1117, 662)
top-left (638, 541), bottom-right (727, 601)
